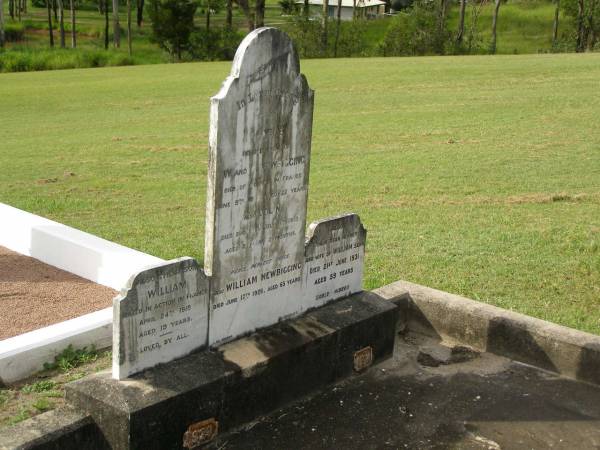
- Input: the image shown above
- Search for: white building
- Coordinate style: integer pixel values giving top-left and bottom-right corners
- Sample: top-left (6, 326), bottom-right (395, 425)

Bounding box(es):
top-left (296, 0), bottom-right (387, 21)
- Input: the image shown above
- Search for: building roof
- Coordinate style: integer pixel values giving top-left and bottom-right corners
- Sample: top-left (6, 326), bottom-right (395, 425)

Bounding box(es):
top-left (295, 0), bottom-right (386, 7)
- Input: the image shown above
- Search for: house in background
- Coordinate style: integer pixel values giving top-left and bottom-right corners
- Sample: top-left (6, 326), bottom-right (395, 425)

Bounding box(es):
top-left (296, 0), bottom-right (387, 20)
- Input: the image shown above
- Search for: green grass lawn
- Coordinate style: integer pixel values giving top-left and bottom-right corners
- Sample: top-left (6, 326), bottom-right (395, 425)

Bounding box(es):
top-left (0, 53), bottom-right (599, 335)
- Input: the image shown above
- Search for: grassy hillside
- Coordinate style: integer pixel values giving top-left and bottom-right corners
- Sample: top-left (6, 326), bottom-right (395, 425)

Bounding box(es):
top-left (0, 53), bottom-right (599, 334)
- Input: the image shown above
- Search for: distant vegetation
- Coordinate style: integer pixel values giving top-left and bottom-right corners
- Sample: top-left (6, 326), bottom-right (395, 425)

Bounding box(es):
top-left (0, 0), bottom-right (596, 72)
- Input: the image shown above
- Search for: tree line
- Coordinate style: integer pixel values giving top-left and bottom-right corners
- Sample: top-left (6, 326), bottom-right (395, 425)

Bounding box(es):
top-left (1, 0), bottom-right (598, 55)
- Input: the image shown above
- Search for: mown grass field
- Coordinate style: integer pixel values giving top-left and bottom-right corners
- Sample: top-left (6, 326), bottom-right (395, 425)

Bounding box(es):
top-left (0, 53), bottom-right (599, 335)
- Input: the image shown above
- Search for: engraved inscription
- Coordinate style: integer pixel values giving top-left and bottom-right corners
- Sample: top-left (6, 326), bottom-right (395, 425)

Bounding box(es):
top-left (112, 258), bottom-right (209, 379)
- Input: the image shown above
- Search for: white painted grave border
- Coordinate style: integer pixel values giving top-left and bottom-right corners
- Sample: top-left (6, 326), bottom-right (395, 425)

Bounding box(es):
top-left (0, 203), bottom-right (165, 383)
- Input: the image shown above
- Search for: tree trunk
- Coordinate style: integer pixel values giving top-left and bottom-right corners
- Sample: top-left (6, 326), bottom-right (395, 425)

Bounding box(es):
top-left (490, 0), bottom-right (501, 53)
top-left (113, 0), bottom-right (120, 47)
top-left (255, 0), bottom-right (265, 28)
top-left (104, 0), bottom-right (109, 49)
top-left (322, 0), bottom-right (329, 51)
top-left (127, 0), bottom-right (132, 55)
top-left (9, 0), bottom-right (14, 20)
top-left (439, 0), bottom-right (448, 32)
top-left (226, 0), bottom-right (232, 28)
top-left (99, 0), bottom-right (104, 16)
top-left (47, 0), bottom-right (55, 47)
top-left (236, 0), bottom-right (254, 30)
top-left (333, 0), bottom-right (341, 57)
top-left (53, 0), bottom-right (57, 21)
top-left (0, 0), bottom-right (5, 49)
top-left (17, 0), bottom-right (21, 21)
top-left (576, 0), bottom-right (585, 51)
top-left (304, 0), bottom-right (309, 17)
top-left (58, 0), bottom-right (66, 48)
top-left (552, 0), bottom-right (560, 46)
top-left (457, 0), bottom-right (466, 44)
top-left (136, 0), bottom-right (143, 26)
top-left (70, 0), bottom-right (76, 47)
top-left (206, 0), bottom-right (210, 30)
top-left (587, 0), bottom-right (595, 50)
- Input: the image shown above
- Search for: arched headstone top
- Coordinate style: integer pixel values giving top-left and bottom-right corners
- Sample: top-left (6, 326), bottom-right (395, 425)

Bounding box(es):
top-left (212, 27), bottom-right (303, 101)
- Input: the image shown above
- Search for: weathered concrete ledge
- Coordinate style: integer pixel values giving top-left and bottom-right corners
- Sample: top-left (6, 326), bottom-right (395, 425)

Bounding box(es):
top-left (60, 292), bottom-right (396, 450)
top-left (374, 280), bottom-right (600, 386)
top-left (0, 407), bottom-right (107, 450)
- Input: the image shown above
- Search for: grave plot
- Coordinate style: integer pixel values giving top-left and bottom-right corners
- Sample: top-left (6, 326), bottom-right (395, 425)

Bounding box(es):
top-left (0, 203), bottom-right (165, 384)
top-left (52, 28), bottom-right (389, 450)
top-left (110, 27), bottom-right (369, 380)
top-left (0, 246), bottom-right (116, 341)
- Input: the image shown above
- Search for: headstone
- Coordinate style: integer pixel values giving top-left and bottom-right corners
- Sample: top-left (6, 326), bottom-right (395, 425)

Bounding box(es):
top-left (303, 213), bottom-right (366, 308)
top-left (205, 27), bottom-right (314, 345)
top-left (111, 27), bottom-right (368, 378)
top-left (112, 257), bottom-right (209, 379)
top-left (204, 28), bottom-right (366, 346)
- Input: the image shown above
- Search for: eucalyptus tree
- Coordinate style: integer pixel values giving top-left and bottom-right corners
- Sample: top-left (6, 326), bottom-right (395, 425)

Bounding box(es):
top-left (456, 0), bottom-right (466, 43)
top-left (57, 0), bottom-right (66, 47)
top-left (113, 0), bottom-right (121, 47)
top-left (0, 0), bottom-right (4, 49)
top-left (490, 0), bottom-right (501, 53)
top-left (47, 0), bottom-right (55, 47)
top-left (70, 0), bottom-right (76, 47)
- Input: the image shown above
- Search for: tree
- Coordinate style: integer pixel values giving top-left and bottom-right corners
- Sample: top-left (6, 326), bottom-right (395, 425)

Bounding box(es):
top-left (47, 0), bottom-right (55, 47)
top-left (456, 0), bottom-right (466, 43)
top-left (57, 0), bottom-right (66, 48)
top-left (105, 0), bottom-right (109, 48)
top-left (148, 0), bottom-right (197, 59)
top-left (235, 0), bottom-right (255, 30)
top-left (563, 0), bottom-right (599, 50)
top-left (321, 0), bottom-right (328, 50)
top-left (255, 0), bottom-right (265, 27)
top-left (334, 0), bottom-right (341, 56)
top-left (0, 0), bottom-right (4, 49)
top-left (226, 0), bottom-right (232, 28)
top-left (490, 0), bottom-right (501, 53)
top-left (113, 0), bottom-right (121, 47)
top-left (201, 0), bottom-right (225, 32)
top-left (70, 0), bottom-right (76, 48)
top-left (127, 0), bottom-right (132, 54)
top-left (137, 0), bottom-right (144, 26)
top-left (553, 0), bottom-right (560, 46)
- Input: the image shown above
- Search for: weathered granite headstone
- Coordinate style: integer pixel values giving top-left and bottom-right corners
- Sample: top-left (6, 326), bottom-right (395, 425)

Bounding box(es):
top-left (304, 213), bottom-right (366, 308)
top-left (205, 27), bottom-right (367, 346)
top-left (112, 257), bottom-right (209, 379)
top-left (205, 27), bottom-right (314, 345)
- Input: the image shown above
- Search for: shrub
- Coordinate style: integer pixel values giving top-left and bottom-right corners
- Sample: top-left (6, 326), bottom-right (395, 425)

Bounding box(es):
top-left (286, 17), bottom-right (370, 58)
top-left (188, 27), bottom-right (244, 61)
top-left (279, 0), bottom-right (300, 14)
top-left (147, 0), bottom-right (198, 59)
top-left (391, 0), bottom-right (413, 11)
top-left (380, 0), bottom-right (450, 56)
top-left (4, 23), bottom-right (26, 42)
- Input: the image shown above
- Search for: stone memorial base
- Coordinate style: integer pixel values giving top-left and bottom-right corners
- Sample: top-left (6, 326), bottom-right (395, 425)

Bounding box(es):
top-left (65, 292), bottom-right (397, 450)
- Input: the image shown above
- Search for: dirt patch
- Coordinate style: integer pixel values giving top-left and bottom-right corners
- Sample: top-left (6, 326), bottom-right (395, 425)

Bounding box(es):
top-left (0, 246), bottom-right (117, 340)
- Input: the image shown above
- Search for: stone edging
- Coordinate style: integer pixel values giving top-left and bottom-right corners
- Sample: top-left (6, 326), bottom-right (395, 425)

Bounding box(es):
top-left (374, 280), bottom-right (600, 386)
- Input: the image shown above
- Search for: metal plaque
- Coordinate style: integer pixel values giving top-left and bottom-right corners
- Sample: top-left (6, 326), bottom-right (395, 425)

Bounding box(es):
top-left (183, 418), bottom-right (219, 449)
top-left (353, 346), bottom-right (374, 372)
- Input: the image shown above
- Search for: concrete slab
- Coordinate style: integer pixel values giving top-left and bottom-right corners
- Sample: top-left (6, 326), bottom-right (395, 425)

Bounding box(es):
top-left (210, 332), bottom-right (600, 449)
top-left (64, 292), bottom-right (397, 449)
